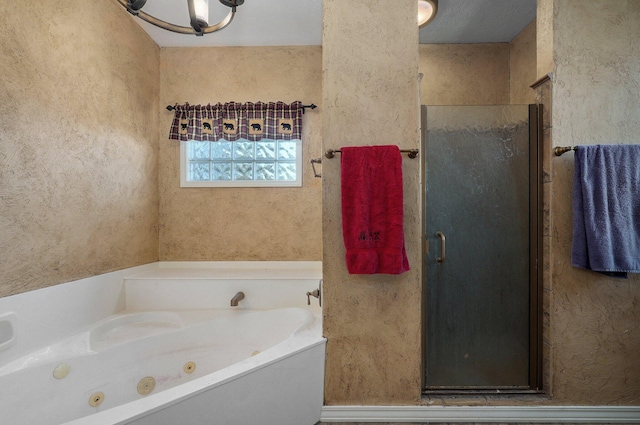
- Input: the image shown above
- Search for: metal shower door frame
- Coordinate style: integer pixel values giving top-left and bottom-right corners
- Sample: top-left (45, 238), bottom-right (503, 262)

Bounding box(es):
top-left (420, 104), bottom-right (543, 394)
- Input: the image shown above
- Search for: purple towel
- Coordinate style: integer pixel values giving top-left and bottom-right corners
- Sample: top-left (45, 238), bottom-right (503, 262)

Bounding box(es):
top-left (571, 144), bottom-right (640, 278)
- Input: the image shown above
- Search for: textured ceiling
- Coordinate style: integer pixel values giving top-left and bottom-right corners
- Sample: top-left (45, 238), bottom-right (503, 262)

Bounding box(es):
top-left (420, 0), bottom-right (537, 44)
top-left (124, 0), bottom-right (536, 48)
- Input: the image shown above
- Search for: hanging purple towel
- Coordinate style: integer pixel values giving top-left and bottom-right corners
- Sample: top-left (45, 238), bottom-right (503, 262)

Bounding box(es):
top-left (571, 144), bottom-right (640, 278)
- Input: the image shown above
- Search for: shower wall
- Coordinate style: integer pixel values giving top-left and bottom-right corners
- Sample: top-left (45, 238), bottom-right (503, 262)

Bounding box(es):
top-left (419, 44), bottom-right (510, 105)
top-left (325, 1), bottom-right (640, 406)
top-left (323, 12), bottom-right (533, 405)
top-left (419, 18), bottom-right (537, 107)
top-left (510, 20), bottom-right (538, 104)
top-left (545, 0), bottom-right (640, 404)
top-left (0, 0), bottom-right (160, 297)
top-left (158, 46), bottom-right (322, 261)
top-left (322, 0), bottom-right (422, 404)
top-left (418, 0), bottom-right (640, 405)
top-left (536, 0), bottom-right (554, 81)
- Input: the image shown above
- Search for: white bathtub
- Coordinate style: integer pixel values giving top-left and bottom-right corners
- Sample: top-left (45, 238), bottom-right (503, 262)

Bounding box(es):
top-left (0, 262), bottom-right (325, 425)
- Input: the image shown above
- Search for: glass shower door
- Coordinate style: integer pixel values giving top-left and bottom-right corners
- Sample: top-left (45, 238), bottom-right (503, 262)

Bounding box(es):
top-left (422, 105), bottom-right (540, 391)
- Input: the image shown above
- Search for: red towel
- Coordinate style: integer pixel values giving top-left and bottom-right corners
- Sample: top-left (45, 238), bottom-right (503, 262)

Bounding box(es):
top-left (340, 145), bottom-right (410, 274)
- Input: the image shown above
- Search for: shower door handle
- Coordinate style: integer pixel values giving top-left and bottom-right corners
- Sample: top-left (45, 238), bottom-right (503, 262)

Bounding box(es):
top-left (435, 231), bottom-right (446, 263)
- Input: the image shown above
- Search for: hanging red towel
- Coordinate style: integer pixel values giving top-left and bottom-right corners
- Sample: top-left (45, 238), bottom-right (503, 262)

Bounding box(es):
top-left (340, 145), bottom-right (410, 274)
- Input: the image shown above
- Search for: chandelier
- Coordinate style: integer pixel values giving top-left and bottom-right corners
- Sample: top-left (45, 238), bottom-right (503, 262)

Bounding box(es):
top-left (117, 0), bottom-right (244, 36)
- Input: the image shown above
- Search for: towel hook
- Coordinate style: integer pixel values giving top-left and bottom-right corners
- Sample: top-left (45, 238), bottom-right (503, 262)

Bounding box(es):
top-left (310, 158), bottom-right (322, 178)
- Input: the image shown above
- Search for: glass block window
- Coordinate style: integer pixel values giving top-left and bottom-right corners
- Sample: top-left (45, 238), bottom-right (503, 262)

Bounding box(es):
top-left (181, 139), bottom-right (302, 187)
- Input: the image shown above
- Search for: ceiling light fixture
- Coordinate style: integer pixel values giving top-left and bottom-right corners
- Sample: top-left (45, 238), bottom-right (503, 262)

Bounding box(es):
top-left (117, 0), bottom-right (244, 36)
top-left (418, 0), bottom-right (438, 28)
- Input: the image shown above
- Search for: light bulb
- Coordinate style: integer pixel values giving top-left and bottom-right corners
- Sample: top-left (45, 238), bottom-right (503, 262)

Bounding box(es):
top-left (192, 0), bottom-right (209, 26)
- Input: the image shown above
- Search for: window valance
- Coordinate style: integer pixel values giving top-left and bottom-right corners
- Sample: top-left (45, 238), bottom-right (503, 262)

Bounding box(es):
top-left (168, 101), bottom-right (303, 142)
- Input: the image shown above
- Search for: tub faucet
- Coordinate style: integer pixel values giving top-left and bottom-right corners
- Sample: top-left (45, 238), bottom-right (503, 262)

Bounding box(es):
top-left (230, 291), bottom-right (245, 307)
top-left (306, 279), bottom-right (322, 307)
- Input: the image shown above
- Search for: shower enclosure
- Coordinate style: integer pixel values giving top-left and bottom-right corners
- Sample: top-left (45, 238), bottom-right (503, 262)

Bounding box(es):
top-left (422, 105), bottom-right (542, 392)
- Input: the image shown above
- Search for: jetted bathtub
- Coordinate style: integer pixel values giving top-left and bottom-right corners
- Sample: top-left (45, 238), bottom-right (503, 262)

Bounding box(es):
top-left (0, 262), bottom-right (325, 425)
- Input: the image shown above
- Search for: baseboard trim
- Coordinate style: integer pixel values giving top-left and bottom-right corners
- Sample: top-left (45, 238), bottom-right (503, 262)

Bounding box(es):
top-left (320, 405), bottom-right (640, 423)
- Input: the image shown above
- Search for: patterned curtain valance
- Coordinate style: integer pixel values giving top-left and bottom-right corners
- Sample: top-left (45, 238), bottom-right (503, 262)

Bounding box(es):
top-left (168, 101), bottom-right (303, 142)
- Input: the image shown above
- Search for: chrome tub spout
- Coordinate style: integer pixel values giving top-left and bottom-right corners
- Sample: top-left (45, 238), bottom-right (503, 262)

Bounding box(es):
top-left (230, 291), bottom-right (245, 307)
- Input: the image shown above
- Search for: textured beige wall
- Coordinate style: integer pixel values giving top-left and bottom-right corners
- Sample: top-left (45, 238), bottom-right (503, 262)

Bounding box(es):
top-left (419, 26), bottom-right (536, 106)
top-left (419, 44), bottom-right (510, 105)
top-left (0, 0), bottom-right (160, 297)
top-left (548, 0), bottom-right (640, 404)
top-left (323, 2), bottom-right (640, 406)
top-left (3, 0), bottom-right (636, 409)
top-left (537, 0), bottom-right (554, 79)
top-left (159, 47), bottom-right (322, 261)
top-left (510, 20), bottom-right (538, 104)
top-left (321, 22), bottom-right (534, 405)
top-left (322, 0), bottom-right (422, 404)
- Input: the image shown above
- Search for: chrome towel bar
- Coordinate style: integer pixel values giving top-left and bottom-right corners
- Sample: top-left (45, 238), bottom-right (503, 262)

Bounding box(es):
top-left (324, 148), bottom-right (419, 159)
